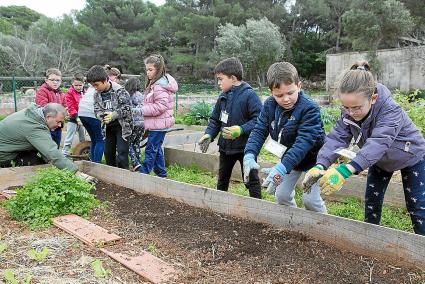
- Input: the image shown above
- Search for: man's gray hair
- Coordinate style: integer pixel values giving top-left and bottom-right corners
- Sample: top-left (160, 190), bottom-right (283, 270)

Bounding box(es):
top-left (42, 103), bottom-right (67, 117)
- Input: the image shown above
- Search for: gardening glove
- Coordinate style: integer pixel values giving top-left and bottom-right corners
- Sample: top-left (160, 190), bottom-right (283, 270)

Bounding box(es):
top-left (198, 134), bottom-right (211, 153)
top-left (243, 153), bottom-right (260, 183)
top-left (222, 126), bottom-right (242, 140)
top-left (103, 111), bottom-right (117, 124)
top-left (319, 164), bottom-right (353, 195)
top-left (261, 162), bottom-right (287, 195)
top-left (76, 171), bottom-right (97, 184)
top-left (302, 165), bottom-right (325, 193)
top-left (76, 117), bottom-right (82, 126)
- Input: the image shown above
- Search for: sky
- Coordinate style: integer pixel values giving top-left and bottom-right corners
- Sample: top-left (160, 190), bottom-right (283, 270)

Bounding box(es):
top-left (0, 0), bottom-right (166, 18)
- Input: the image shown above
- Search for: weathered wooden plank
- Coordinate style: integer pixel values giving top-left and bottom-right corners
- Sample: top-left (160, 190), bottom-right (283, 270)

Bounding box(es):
top-left (82, 161), bottom-right (425, 269)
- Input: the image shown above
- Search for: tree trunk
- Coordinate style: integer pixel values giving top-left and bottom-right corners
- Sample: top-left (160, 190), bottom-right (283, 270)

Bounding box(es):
top-left (336, 15), bottom-right (342, 52)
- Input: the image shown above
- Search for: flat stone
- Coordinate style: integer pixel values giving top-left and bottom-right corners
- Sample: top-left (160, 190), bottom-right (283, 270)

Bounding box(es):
top-left (52, 214), bottom-right (121, 246)
top-left (101, 248), bottom-right (179, 284)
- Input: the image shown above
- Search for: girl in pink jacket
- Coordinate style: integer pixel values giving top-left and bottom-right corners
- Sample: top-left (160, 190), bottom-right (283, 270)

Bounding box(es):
top-left (140, 54), bottom-right (178, 177)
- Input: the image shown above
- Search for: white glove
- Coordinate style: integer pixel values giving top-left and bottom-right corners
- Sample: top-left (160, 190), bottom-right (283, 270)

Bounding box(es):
top-left (76, 171), bottom-right (97, 183)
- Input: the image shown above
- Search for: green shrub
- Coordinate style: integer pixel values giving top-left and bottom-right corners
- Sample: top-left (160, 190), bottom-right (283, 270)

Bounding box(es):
top-left (175, 101), bottom-right (213, 126)
top-left (393, 89), bottom-right (425, 136)
top-left (320, 106), bottom-right (340, 133)
top-left (4, 167), bottom-right (99, 229)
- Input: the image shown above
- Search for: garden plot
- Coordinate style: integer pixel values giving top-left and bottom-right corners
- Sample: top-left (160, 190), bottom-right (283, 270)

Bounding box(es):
top-left (1, 163), bottom-right (425, 283)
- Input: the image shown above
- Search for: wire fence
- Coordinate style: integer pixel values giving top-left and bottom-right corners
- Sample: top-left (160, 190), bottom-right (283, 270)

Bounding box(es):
top-left (0, 75), bottom-right (220, 114)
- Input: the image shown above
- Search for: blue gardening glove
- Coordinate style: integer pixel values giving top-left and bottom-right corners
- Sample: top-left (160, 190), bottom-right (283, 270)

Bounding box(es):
top-left (261, 162), bottom-right (287, 194)
top-left (243, 154), bottom-right (260, 183)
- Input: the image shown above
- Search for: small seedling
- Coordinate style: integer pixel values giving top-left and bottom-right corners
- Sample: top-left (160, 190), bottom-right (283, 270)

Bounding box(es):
top-left (91, 259), bottom-right (111, 278)
top-left (27, 247), bottom-right (49, 262)
top-left (3, 270), bottom-right (32, 284)
top-left (0, 243), bottom-right (7, 254)
top-left (147, 243), bottom-right (158, 255)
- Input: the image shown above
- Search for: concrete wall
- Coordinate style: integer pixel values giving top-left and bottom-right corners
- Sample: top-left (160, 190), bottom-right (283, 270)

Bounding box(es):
top-left (80, 161), bottom-right (425, 269)
top-left (326, 46), bottom-right (425, 92)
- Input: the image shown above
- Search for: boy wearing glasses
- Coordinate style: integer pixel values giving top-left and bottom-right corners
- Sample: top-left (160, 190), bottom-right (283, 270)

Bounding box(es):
top-left (243, 62), bottom-right (327, 213)
top-left (35, 68), bottom-right (67, 148)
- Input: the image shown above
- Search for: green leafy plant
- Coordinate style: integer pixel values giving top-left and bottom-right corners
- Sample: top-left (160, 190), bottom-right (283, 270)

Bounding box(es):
top-left (0, 243), bottom-right (8, 254)
top-left (320, 106), bottom-right (341, 133)
top-left (27, 247), bottom-right (49, 262)
top-left (4, 166), bottom-right (99, 229)
top-left (147, 243), bottom-right (158, 255)
top-left (393, 90), bottom-right (425, 136)
top-left (91, 259), bottom-right (111, 278)
top-left (175, 101), bottom-right (213, 126)
top-left (3, 270), bottom-right (32, 284)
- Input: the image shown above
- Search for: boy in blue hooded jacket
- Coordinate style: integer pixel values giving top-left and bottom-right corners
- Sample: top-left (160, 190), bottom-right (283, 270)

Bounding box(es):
top-left (198, 57), bottom-right (262, 199)
top-left (244, 62), bottom-right (327, 212)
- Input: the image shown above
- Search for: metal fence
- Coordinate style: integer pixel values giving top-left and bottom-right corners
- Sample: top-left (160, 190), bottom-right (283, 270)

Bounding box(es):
top-left (0, 75), bottom-right (219, 114)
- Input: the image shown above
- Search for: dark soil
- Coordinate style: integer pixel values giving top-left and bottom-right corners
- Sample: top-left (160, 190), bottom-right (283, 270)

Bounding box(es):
top-left (91, 181), bottom-right (425, 284)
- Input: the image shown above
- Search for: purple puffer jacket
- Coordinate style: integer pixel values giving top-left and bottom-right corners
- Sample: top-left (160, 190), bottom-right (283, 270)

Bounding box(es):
top-left (143, 74), bottom-right (177, 130)
top-left (317, 83), bottom-right (425, 172)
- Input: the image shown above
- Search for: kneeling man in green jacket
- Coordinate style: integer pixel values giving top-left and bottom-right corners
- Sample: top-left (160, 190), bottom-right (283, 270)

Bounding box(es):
top-left (0, 103), bottom-right (94, 182)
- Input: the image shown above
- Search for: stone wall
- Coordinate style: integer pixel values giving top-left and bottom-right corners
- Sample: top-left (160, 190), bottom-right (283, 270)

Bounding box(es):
top-left (326, 46), bottom-right (425, 94)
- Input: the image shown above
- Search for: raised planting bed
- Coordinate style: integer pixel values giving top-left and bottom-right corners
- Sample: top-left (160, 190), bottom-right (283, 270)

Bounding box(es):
top-left (1, 163), bottom-right (425, 283)
top-left (163, 147), bottom-right (407, 207)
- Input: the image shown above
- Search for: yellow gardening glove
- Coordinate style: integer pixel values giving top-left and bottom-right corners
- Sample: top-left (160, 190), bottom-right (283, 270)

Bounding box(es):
top-left (103, 111), bottom-right (117, 124)
top-left (222, 126), bottom-right (242, 140)
top-left (302, 165), bottom-right (325, 193)
top-left (319, 164), bottom-right (353, 195)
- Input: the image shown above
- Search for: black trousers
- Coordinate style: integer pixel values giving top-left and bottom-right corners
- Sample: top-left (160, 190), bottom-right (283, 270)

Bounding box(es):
top-left (0, 151), bottom-right (45, 168)
top-left (217, 152), bottom-right (262, 199)
top-left (104, 122), bottom-right (129, 169)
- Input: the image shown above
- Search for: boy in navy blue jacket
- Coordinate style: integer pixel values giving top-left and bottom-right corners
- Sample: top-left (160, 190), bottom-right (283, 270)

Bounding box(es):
top-left (243, 62), bottom-right (327, 212)
top-left (198, 57), bottom-right (262, 198)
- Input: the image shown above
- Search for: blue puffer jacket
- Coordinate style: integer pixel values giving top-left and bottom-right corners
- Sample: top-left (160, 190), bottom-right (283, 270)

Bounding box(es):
top-left (245, 91), bottom-right (325, 172)
top-left (205, 82), bottom-right (262, 154)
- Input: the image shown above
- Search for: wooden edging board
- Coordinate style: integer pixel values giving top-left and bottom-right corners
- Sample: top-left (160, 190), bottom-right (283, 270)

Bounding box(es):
top-left (80, 161), bottom-right (425, 269)
top-left (163, 147), bottom-right (406, 207)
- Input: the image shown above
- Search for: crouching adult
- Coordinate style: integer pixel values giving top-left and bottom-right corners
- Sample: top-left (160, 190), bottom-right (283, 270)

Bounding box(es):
top-left (0, 103), bottom-right (94, 182)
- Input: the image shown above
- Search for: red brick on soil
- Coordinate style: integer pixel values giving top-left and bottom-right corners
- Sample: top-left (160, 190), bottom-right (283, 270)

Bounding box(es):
top-left (101, 248), bottom-right (179, 284)
top-left (52, 214), bottom-right (122, 246)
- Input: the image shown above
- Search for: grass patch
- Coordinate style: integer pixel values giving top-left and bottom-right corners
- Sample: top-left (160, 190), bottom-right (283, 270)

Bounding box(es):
top-left (166, 164), bottom-right (413, 232)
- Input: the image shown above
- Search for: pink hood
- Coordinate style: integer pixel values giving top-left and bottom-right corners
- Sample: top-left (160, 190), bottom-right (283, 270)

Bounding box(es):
top-left (143, 74), bottom-right (177, 130)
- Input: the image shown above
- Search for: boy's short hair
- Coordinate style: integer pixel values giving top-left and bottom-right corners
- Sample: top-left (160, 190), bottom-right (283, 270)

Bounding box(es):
top-left (45, 68), bottom-right (61, 78)
top-left (72, 72), bottom-right (85, 82)
top-left (267, 62), bottom-right (299, 90)
top-left (86, 65), bottom-right (108, 83)
top-left (214, 57), bottom-right (243, 81)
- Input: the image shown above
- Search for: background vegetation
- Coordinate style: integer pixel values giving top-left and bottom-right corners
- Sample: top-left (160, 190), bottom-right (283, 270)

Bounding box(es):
top-left (0, 0), bottom-right (423, 84)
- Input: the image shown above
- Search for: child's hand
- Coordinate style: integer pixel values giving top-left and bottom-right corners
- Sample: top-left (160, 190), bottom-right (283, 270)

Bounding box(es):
top-left (302, 165), bottom-right (325, 193)
top-left (261, 162), bottom-right (286, 194)
top-left (319, 164), bottom-right (353, 195)
top-left (198, 134), bottom-right (211, 153)
top-left (222, 126), bottom-right (242, 140)
top-left (103, 112), bottom-right (117, 124)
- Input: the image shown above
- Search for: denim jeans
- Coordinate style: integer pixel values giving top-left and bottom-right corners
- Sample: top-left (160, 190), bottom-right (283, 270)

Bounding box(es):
top-left (140, 131), bottom-right (166, 177)
top-left (365, 156), bottom-right (425, 235)
top-left (79, 116), bottom-right (105, 163)
top-left (217, 152), bottom-right (261, 199)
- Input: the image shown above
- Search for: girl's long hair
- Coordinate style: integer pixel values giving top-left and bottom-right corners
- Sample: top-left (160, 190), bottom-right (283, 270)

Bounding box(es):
top-left (144, 54), bottom-right (166, 89)
top-left (125, 77), bottom-right (142, 96)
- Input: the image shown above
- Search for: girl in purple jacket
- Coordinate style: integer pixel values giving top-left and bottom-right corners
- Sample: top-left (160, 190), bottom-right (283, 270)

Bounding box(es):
top-left (302, 61), bottom-right (425, 235)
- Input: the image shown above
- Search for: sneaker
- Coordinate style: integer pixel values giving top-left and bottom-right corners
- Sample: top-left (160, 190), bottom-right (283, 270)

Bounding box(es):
top-left (133, 164), bottom-right (141, 172)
